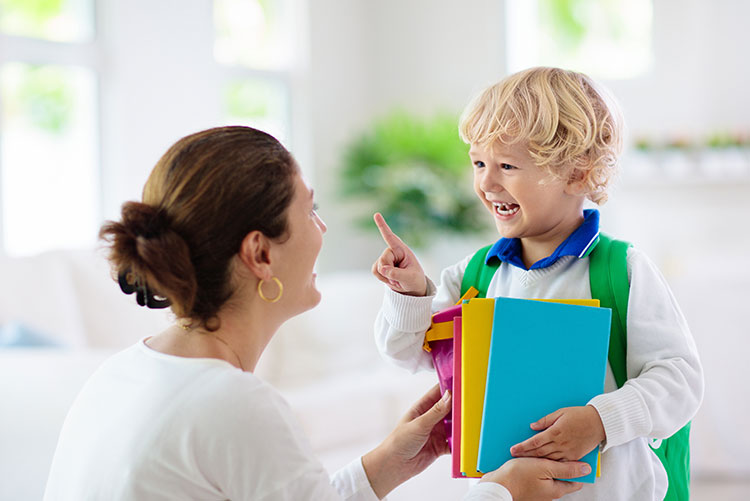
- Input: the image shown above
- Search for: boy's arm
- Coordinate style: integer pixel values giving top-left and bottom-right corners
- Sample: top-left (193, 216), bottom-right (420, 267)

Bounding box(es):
top-left (374, 257), bottom-right (469, 373)
top-left (588, 246), bottom-right (704, 451)
top-left (511, 247), bottom-right (704, 460)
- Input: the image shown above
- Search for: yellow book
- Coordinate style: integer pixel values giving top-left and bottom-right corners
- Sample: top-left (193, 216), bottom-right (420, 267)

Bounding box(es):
top-left (460, 298), bottom-right (495, 477)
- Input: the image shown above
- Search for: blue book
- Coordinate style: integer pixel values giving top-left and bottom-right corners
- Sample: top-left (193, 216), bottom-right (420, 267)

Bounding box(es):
top-left (477, 297), bottom-right (611, 483)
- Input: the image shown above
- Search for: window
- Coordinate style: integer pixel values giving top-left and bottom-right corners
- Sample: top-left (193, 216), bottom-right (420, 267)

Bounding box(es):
top-left (0, 0), bottom-right (98, 256)
top-left (214, 0), bottom-right (295, 145)
top-left (506, 0), bottom-right (653, 80)
top-left (223, 78), bottom-right (290, 142)
top-left (0, 0), bottom-right (94, 42)
top-left (0, 0), bottom-right (302, 256)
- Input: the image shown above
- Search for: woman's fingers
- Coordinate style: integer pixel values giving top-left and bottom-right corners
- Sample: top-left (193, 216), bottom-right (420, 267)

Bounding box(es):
top-left (551, 480), bottom-right (584, 498)
top-left (544, 459), bottom-right (591, 480)
top-left (481, 458), bottom-right (589, 500)
top-left (401, 384), bottom-right (443, 422)
top-left (409, 389), bottom-right (451, 433)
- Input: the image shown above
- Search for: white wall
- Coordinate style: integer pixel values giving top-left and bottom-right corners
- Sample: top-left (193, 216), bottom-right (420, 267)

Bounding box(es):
top-left (604, 0), bottom-right (750, 139)
top-left (88, 0), bottom-right (750, 271)
top-left (309, 0), bottom-right (507, 274)
top-left (98, 0), bottom-right (221, 221)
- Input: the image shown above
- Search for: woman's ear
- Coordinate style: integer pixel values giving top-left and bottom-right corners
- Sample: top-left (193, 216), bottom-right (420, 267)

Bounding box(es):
top-left (238, 231), bottom-right (273, 280)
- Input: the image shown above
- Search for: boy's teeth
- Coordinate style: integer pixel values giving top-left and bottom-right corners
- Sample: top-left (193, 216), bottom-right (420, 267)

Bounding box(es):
top-left (493, 202), bottom-right (519, 216)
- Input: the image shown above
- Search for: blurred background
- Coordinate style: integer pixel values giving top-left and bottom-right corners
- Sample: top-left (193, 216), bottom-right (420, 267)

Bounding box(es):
top-left (0, 0), bottom-right (748, 499)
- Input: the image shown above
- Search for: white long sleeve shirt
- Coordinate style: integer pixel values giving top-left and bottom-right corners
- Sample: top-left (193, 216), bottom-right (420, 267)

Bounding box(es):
top-left (375, 248), bottom-right (704, 501)
top-left (45, 339), bottom-right (513, 501)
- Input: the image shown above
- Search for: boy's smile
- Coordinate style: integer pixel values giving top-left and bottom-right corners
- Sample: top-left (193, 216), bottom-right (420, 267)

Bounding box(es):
top-left (470, 140), bottom-right (586, 267)
top-left (492, 201), bottom-right (520, 217)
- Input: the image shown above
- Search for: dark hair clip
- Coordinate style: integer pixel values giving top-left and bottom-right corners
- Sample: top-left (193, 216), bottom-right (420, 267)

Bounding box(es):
top-left (118, 268), bottom-right (171, 309)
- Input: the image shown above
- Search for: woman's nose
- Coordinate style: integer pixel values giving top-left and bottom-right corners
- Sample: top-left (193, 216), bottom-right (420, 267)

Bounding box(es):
top-left (316, 213), bottom-right (327, 234)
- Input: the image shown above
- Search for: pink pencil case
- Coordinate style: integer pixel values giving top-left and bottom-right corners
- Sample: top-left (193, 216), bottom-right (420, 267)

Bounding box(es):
top-left (423, 304), bottom-right (464, 449)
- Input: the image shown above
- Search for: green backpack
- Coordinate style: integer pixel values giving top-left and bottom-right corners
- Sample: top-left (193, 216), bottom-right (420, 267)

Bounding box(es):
top-left (460, 233), bottom-right (691, 500)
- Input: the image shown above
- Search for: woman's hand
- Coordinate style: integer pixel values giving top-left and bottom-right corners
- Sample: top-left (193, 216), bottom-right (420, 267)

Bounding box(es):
top-left (480, 458), bottom-right (589, 501)
top-left (371, 213), bottom-right (427, 296)
top-left (361, 385), bottom-right (591, 500)
top-left (510, 405), bottom-right (606, 461)
top-left (362, 384), bottom-right (451, 498)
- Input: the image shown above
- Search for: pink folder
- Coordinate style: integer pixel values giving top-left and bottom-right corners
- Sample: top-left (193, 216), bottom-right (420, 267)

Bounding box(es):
top-left (452, 316), bottom-right (464, 478)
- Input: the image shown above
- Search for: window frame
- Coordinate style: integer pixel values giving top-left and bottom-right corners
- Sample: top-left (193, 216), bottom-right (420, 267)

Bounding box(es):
top-left (0, 6), bottom-right (102, 254)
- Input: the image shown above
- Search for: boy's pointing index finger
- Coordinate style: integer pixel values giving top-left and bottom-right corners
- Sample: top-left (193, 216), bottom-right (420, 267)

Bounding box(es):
top-left (373, 213), bottom-right (404, 249)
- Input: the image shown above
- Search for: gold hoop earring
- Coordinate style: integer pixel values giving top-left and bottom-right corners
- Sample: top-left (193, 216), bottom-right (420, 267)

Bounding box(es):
top-left (258, 277), bottom-right (283, 303)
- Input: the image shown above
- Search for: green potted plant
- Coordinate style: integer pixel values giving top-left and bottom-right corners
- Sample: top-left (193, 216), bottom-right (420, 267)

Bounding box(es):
top-left (339, 111), bottom-right (488, 248)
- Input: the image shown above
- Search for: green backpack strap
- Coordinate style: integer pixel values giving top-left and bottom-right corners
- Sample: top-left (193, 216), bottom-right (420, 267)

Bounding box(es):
top-left (461, 244), bottom-right (500, 298)
top-left (589, 233), bottom-right (691, 501)
top-left (588, 233), bottom-right (630, 388)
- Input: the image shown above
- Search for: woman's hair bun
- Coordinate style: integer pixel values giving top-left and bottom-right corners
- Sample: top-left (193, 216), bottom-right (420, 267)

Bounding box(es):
top-left (119, 202), bottom-right (171, 239)
top-left (100, 201), bottom-right (197, 316)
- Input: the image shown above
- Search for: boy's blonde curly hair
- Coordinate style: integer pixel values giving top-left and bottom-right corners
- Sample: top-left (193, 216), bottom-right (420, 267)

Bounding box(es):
top-left (459, 67), bottom-right (623, 205)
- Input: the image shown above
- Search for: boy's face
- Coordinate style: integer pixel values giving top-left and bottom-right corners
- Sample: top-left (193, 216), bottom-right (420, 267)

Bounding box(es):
top-left (469, 140), bottom-right (585, 251)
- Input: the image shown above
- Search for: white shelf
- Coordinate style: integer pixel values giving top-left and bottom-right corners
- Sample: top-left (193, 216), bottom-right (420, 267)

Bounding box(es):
top-left (620, 149), bottom-right (750, 188)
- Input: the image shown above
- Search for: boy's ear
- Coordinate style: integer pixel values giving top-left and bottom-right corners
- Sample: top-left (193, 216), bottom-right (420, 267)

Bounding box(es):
top-left (565, 180), bottom-right (587, 196)
top-left (238, 231), bottom-right (273, 280)
top-left (564, 167), bottom-right (588, 196)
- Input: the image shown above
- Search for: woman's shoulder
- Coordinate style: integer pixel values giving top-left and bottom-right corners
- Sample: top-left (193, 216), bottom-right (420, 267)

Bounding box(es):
top-left (118, 340), bottom-right (293, 426)
top-left (190, 365), bottom-right (281, 408)
top-left (189, 369), bottom-right (321, 476)
top-left (105, 341), bottom-right (303, 442)
top-left (192, 368), bottom-right (299, 430)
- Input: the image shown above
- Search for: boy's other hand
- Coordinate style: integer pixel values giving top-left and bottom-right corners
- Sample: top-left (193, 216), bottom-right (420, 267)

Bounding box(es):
top-left (371, 212), bottom-right (428, 296)
top-left (509, 405), bottom-right (606, 461)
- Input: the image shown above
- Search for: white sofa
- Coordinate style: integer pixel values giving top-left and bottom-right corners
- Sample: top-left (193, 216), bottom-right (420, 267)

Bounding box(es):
top-left (1, 248), bottom-right (747, 500)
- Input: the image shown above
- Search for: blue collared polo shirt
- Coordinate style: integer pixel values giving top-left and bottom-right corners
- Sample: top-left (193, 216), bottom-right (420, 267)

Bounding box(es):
top-left (485, 209), bottom-right (601, 270)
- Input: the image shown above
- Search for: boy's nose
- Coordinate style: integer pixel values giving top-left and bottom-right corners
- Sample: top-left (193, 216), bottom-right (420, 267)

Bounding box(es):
top-left (478, 169), bottom-right (503, 193)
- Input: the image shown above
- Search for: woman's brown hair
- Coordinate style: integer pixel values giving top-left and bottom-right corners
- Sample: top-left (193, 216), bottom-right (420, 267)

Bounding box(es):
top-left (99, 126), bottom-right (297, 328)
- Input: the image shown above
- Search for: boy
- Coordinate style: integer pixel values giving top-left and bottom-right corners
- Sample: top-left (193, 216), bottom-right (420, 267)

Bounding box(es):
top-left (372, 67), bottom-right (703, 500)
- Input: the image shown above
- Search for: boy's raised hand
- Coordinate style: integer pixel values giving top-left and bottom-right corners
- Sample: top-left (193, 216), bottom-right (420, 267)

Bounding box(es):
top-left (371, 213), bottom-right (427, 296)
top-left (509, 405), bottom-right (606, 461)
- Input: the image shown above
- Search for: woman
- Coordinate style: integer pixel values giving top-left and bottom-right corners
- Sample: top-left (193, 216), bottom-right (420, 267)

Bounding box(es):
top-left (44, 126), bottom-right (588, 500)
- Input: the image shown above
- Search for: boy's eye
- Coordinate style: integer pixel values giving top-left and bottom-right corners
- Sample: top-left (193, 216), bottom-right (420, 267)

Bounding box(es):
top-left (473, 160), bottom-right (486, 168)
top-left (501, 163), bottom-right (516, 170)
